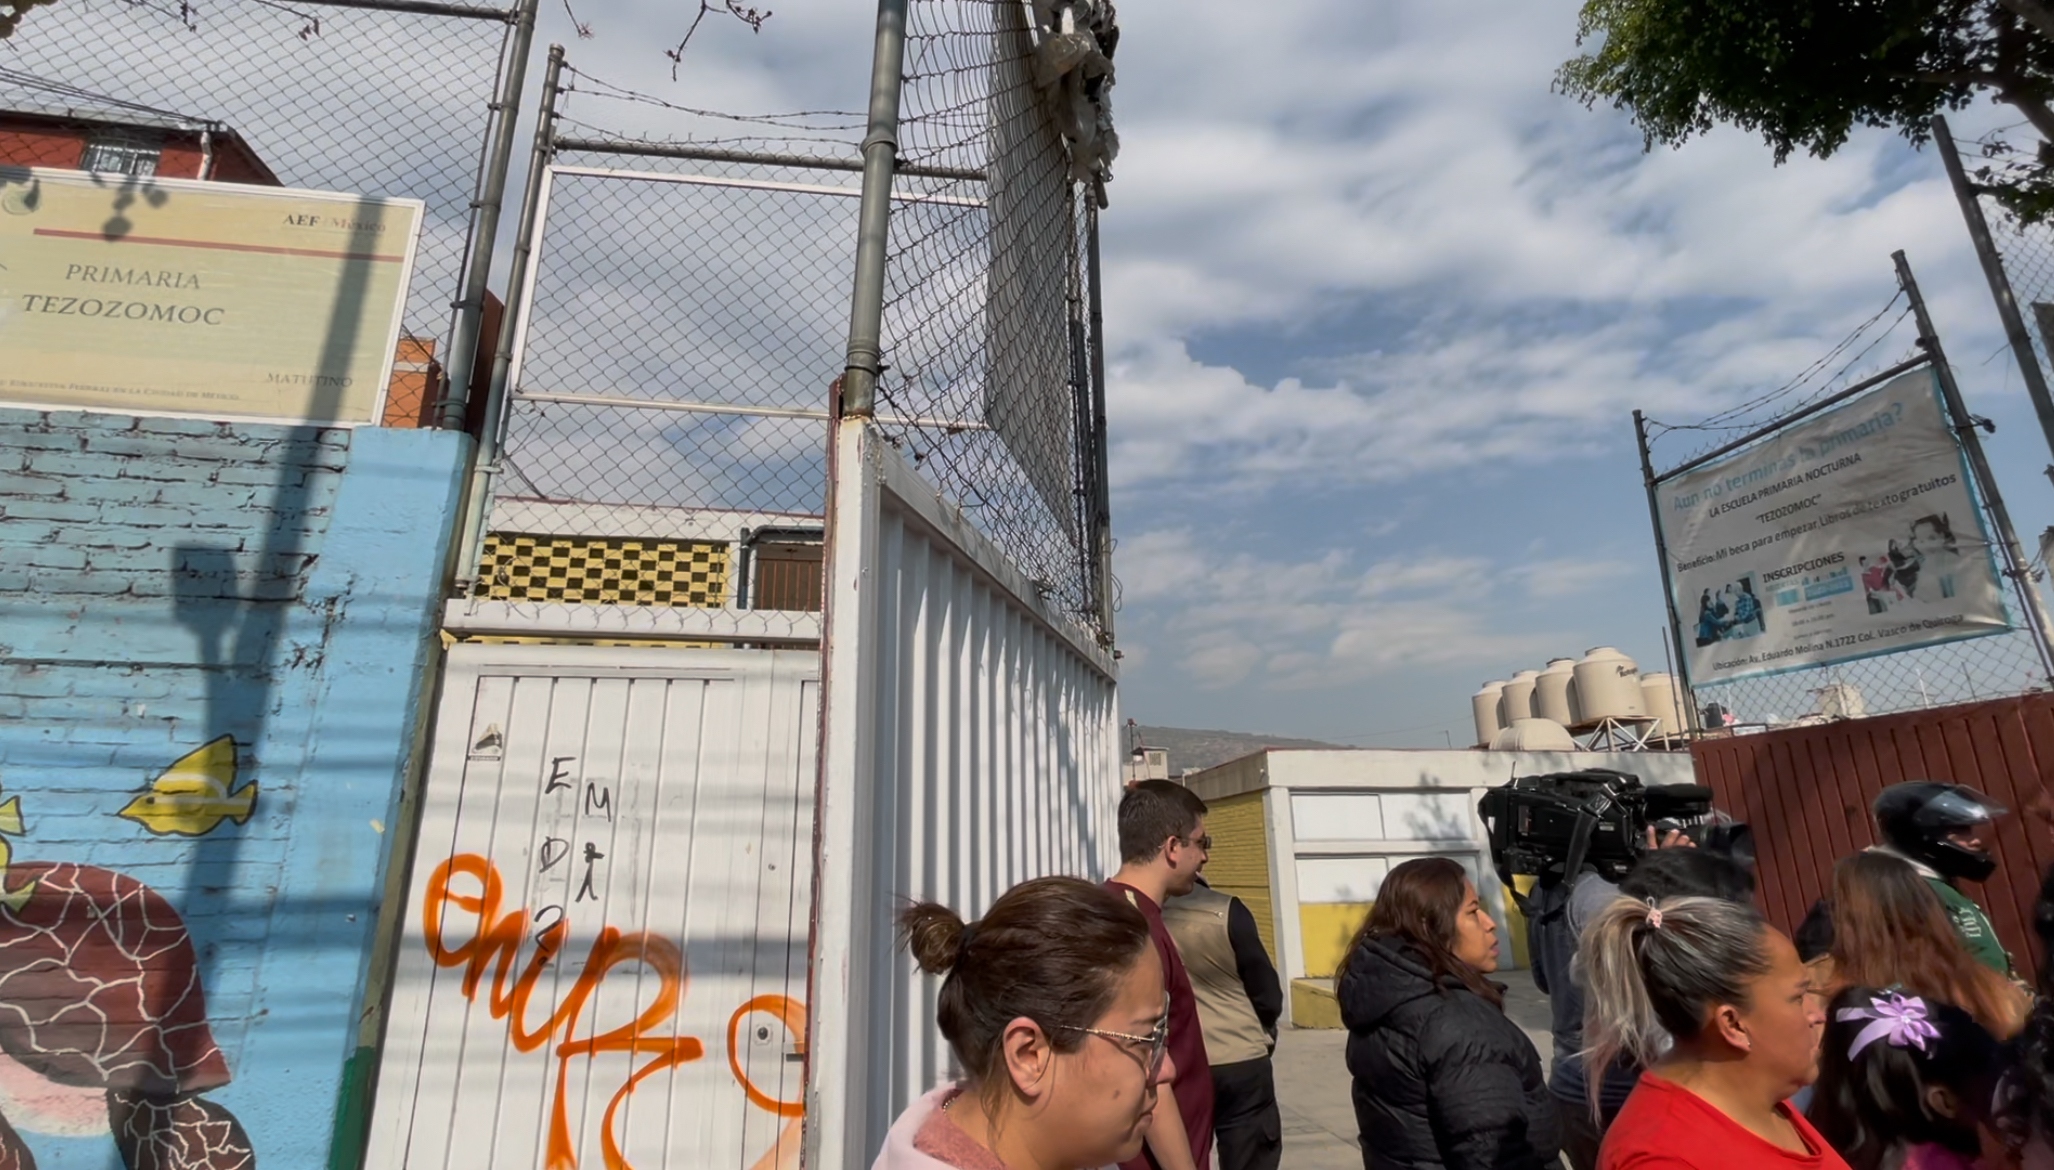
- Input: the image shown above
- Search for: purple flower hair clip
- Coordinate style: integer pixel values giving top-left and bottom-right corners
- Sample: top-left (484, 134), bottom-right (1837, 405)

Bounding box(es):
top-left (1836, 991), bottom-right (1940, 1060)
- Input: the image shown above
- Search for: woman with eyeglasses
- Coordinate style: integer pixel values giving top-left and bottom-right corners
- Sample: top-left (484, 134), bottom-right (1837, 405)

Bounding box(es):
top-left (873, 875), bottom-right (1177, 1170)
top-left (1338, 856), bottom-right (1560, 1170)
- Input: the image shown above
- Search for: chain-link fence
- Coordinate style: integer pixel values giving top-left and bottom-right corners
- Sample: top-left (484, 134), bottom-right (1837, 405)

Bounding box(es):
top-left (1948, 125), bottom-right (2054, 407)
top-left (468, 1), bottom-right (1114, 641)
top-left (497, 149), bottom-right (853, 519)
top-left (1642, 302), bottom-right (2054, 732)
top-left (459, 60), bottom-right (857, 640)
top-left (3, 0), bottom-right (531, 425)
top-left (1688, 631), bottom-right (2051, 729)
top-left (881, 0), bottom-right (1110, 631)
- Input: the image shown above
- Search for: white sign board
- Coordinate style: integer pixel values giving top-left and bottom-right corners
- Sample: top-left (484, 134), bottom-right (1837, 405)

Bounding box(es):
top-left (0, 166), bottom-right (421, 424)
top-left (1658, 370), bottom-right (2009, 684)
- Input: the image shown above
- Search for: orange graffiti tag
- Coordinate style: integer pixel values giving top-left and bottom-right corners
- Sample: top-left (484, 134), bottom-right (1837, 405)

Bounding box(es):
top-left (424, 854), bottom-right (706, 1170)
top-left (728, 996), bottom-right (807, 1170)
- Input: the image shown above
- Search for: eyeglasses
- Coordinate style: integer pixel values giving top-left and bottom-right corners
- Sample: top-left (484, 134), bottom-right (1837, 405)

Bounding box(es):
top-left (1182, 834), bottom-right (1212, 852)
top-left (1057, 994), bottom-right (1171, 1077)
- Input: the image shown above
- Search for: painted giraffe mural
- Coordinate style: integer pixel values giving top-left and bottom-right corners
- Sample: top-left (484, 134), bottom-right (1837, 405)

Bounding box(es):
top-left (0, 737), bottom-right (256, 1170)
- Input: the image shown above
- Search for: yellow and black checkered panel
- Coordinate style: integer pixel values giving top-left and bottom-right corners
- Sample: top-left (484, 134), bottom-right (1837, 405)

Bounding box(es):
top-left (476, 534), bottom-right (729, 607)
top-left (463, 636), bottom-right (722, 649)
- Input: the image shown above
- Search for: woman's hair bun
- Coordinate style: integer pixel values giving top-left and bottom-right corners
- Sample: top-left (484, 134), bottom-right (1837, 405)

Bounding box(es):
top-left (898, 901), bottom-right (966, 975)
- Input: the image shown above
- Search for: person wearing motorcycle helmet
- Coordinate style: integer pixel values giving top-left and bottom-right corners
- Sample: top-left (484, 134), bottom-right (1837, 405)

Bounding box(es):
top-left (1870, 781), bottom-right (2012, 976)
top-left (1795, 781), bottom-right (2014, 979)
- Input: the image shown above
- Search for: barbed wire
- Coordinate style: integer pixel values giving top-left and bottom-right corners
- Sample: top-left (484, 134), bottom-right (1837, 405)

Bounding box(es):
top-left (1645, 293), bottom-right (1912, 456)
top-left (559, 65), bottom-right (862, 132)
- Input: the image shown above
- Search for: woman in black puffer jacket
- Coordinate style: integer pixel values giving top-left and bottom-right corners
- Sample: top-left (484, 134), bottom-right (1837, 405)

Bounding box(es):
top-left (1339, 857), bottom-right (1558, 1170)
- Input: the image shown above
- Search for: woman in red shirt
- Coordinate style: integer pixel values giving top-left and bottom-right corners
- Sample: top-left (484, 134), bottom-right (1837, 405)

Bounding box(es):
top-left (1581, 895), bottom-right (1842, 1170)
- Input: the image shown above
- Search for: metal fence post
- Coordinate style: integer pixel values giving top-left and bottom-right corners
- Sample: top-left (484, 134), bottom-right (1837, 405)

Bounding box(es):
top-left (1895, 250), bottom-right (2054, 683)
top-left (1933, 115), bottom-right (2054, 490)
top-left (1085, 202), bottom-right (1116, 642)
top-left (452, 43), bottom-right (564, 595)
top-left (839, 0), bottom-right (909, 417)
top-left (1634, 409), bottom-right (1701, 733)
top-left (435, 0), bottom-right (538, 431)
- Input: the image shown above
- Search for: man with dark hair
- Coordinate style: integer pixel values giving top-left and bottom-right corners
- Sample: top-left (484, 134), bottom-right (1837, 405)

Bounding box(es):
top-left (1107, 779), bottom-right (1214, 1170)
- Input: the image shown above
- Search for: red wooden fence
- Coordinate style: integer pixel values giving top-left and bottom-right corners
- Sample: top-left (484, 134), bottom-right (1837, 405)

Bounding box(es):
top-left (1692, 692), bottom-right (2054, 984)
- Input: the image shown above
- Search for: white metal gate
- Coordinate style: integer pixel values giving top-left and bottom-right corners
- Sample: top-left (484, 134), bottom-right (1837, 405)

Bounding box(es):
top-left (805, 421), bottom-right (1122, 1167)
top-left (366, 643), bottom-right (818, 1170)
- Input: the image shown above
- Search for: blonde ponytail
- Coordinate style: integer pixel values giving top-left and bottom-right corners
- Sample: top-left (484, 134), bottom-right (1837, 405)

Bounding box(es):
top-left (1578, 895), bottom-right (1772, 1115)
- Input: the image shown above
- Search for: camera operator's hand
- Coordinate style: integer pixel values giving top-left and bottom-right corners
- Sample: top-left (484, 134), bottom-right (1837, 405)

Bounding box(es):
top-left (1645, 826), bottom-right (1694, 851)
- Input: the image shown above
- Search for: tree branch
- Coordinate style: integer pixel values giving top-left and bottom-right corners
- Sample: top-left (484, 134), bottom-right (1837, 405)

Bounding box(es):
top-left (668, 0), bottom-right (771, 80)
top-left (2000, 86), bottom-right (2054, 143)
top-left (1997, 0), bottom-right (2054, 48)
top-left (559, 0), bottom-right (591, 39)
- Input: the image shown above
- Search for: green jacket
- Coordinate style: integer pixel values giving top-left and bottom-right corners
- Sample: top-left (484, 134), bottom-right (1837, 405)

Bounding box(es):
top-left (1926, 873), bottom-right (2012, 977)
top-left (1870, 846), bottom-right (2012, 976)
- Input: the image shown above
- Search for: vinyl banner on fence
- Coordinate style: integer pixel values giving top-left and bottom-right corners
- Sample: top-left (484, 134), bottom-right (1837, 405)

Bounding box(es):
top-left (1659, 369), bottom-right (2009, 684)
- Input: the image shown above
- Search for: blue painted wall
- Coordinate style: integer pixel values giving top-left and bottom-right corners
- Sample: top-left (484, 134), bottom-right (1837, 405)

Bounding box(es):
top-left (0, 410), bottom-right (465, 1169)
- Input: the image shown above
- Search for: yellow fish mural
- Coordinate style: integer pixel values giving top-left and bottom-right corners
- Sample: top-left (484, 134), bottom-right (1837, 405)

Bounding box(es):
top-left (118, 736), bottom-right (258, 836)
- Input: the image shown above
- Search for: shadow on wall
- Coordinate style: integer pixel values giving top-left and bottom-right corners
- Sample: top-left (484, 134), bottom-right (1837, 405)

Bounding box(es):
top-left (0, 164), bottom-right (397, 1170)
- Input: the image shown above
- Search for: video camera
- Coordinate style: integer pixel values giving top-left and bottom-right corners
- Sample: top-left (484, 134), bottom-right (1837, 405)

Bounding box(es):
top-left (1477, 769), bottom-right (1753, 891)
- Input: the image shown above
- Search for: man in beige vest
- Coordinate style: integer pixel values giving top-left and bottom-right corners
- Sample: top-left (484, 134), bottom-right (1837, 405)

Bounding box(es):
top-left (1164, 875), bottom-right (1283, 1170)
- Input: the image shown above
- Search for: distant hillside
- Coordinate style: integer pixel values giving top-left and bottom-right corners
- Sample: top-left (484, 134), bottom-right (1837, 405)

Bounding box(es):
top-left (1132, 725), bottom-right (1347, 775)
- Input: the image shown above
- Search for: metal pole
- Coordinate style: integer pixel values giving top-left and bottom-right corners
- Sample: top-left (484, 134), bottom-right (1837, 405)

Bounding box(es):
top-left (1932, 115), bottom-right (2054, 490)
top-left (839, 0), bottom-right (910, 417)
top-left (436, 0), bottom-right (539, 431)
top-left (549, 138), bottom-right (981, 182)
top-left (1635, 409), bottom-right (1703, 732)
top-left (1895, 250), bottom-right (2054, 683)
top-left (304, 0), bottom-right (524, 17)
top-left (1086, 203), bottom-right (1116, 642)
top-left (452, 43), bottom-right (564, 595)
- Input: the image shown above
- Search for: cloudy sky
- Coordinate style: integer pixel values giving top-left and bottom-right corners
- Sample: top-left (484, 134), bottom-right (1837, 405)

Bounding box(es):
top-left (530, 0), bottom-right (2054, 747)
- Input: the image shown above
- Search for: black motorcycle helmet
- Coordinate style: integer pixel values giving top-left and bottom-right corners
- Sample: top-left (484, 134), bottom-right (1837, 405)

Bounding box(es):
top-left (1872, 781), bottom-right (2007, 882)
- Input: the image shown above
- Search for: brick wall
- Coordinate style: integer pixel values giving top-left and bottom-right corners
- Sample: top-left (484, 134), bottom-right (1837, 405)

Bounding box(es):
top-left (1204, 790), bottom-right (1276, 961)
top-left (0, 408), bottom-right (466, 1168)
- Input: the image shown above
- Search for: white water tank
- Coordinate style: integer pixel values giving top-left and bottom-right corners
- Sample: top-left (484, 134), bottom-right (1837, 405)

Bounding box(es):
top-left (1814, 682), bottom-right (1867, 720)
top-left (1535, 658), bottom-right (1579, 726)
top-left (1472, 681), bottom-right (1507, 747)
top-left (1488, 717), bottom-right (1577, 752)
top-left (1573, 647), bottom-right (1646, 723)
top-left (1640, 672), bottom-right (1684, 740)
top-left (1501, 670), bottom-right (1540, 723)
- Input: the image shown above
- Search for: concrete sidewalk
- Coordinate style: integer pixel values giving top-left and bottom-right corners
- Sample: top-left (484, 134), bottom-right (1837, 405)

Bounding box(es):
top-left (1271, 977), bottom-right (1555, 1170)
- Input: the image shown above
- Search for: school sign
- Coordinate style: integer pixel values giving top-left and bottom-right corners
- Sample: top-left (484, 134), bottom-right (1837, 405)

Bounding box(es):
top-left (0, 166), bottom-right (421, 424)
top-left (1656, 369), bottom-right (2009, 685)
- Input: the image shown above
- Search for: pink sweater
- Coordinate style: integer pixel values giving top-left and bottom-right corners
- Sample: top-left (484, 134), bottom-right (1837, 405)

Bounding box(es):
top-left (869, 1085), bottom-right (1119, 1170)
top-left (871, 1086), bottom-right (1009, 1170)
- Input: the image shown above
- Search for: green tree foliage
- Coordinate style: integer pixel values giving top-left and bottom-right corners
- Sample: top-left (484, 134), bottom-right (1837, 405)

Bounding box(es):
top-left (1557, 0), bottom-right (2054, 217)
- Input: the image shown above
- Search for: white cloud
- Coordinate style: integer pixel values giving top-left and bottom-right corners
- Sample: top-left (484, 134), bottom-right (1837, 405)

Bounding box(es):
top-left (1118, 531), bottom-right (1571, 692)
top-left (1091, 0), bottom-right (1987, 506)
top-left (1522, 558), bottom-right (1639, 600)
